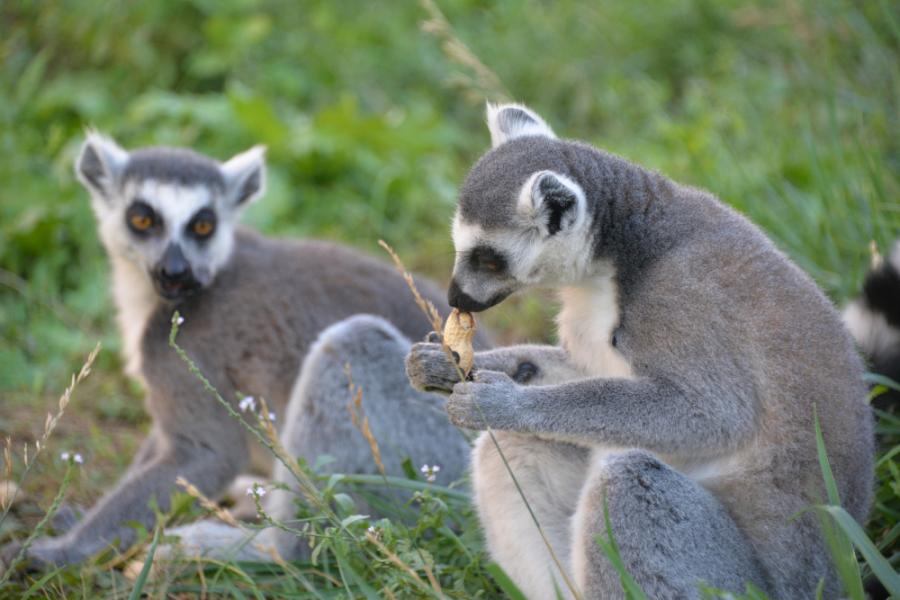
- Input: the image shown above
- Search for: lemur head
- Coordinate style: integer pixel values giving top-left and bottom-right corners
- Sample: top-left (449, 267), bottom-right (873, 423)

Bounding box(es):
top-left (449, 103), bottom-right (592, 312)
top-left (75, 133), bottom-right (265, 302)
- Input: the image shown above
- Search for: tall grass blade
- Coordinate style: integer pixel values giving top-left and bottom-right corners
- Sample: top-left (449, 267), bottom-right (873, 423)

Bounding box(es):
top-left (594, 498), bottom-right (649, 600)
top-left (332, 546), bottom-right (381, 600)
top-left (813, 406), bottom-right (864, 600)
top-left (128, 526), bottom-right (161, 600)
top-left (817, 505), bottom-right (900, 596)
top-left (485, 563), bottom-right (528, 600)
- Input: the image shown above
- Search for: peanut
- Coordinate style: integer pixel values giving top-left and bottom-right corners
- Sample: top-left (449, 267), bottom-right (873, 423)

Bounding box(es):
top-left (442, 308), bottom-right (476, 377)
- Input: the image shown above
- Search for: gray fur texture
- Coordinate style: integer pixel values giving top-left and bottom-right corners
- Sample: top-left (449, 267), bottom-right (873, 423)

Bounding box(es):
top-left (160, 314), bottom-right (471, 562)
top-left (0, 135), bottom-right (482, 570)
top-left (407, 103), bottom-right (874, 599)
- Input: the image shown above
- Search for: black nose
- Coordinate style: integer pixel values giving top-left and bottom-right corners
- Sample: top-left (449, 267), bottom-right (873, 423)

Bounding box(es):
top-left (447, 279), bottom-right (494, 313)
top-left (160, 243), bottom-right (190, 280)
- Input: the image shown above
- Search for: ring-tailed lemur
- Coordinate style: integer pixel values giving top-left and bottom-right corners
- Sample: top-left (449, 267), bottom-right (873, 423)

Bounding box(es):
top-left (0, 134), bottom-right (483, 570)
top-left (844, 241), bottom-right (900, 411)
top-left (407, 104), bottom-right (874, 599)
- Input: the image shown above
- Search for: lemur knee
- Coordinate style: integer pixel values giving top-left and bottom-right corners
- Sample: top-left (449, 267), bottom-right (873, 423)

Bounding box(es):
top-left (581, 451), bottom-right (687, 530)
top-left (313, 314), bottom-right (409, 361)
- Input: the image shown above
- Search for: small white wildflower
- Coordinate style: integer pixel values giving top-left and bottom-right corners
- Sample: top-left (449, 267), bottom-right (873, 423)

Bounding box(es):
top-left (61, 452), bottom-right (84, 465)
top-left (366, 524), bottom-right (381, 541)
top-left (246, 483), bottom-right (266, 497)
top-left (239, 395), bottom-right (256, 412)
top-left (266, 411), bottom-right (276, 422)
top-left (420, 463), bottom-right (440, 483)
top-left (177, 316), bottom-right (184, 325)
top-left (172, 313), bottom-right (184, 326)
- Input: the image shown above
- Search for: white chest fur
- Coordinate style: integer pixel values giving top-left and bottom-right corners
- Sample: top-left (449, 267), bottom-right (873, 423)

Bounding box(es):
top-left (556, 277), bottom-right (633, 379)
top-left (110, 257), bottom-right (159, 381)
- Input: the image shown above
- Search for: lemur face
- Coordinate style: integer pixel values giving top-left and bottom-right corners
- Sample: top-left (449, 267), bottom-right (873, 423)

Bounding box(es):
top-left (75, 134), bottom-right (265, 302)
top-left (448, 104), bottom-right (591, 312)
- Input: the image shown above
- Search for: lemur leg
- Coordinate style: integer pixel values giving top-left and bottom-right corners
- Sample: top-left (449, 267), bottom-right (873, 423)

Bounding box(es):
top-left (571, 451), bottom-right (767, 600)
top-left (48, 433), bottom-right (159, 536)
top-left (263, 314), bottom-right (471, 559)
top-left (472, 431), bottom-right (590, 600)
top-left (166, 315), bottom-right (471, 562)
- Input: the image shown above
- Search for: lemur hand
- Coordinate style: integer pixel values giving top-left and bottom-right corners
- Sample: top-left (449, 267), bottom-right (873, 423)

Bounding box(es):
top-left (447, 370), bottom-right (520, 430)
top-left (406, 339), bottom-right (466, 393)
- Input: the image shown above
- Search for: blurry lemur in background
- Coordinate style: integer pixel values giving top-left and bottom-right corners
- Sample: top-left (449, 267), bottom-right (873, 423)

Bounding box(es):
top-left (0, 135), bottom-right (485, 569)
top-left (407, 104), bottom-right (874, 599)
top-left (844, 241), bottom-right (900, 412)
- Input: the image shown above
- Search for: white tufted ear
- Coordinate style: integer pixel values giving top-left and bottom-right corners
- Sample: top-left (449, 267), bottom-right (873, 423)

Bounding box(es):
top-left (517, 170), bottom-right (585, 237)
top-left (486, 103), bottom-right (556, 148)
top-left (75, 131), bottom-right (130, 201)
top-left (221, 145), bottom-right (266, 207)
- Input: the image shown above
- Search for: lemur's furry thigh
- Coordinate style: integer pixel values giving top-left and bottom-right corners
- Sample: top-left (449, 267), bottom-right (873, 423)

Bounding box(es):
top-left (573, 451), bottom-right (765, 599)
top-left (474, 438), bottom-right (766, 600)
top-left (162, 314), bottom-right (470, 562)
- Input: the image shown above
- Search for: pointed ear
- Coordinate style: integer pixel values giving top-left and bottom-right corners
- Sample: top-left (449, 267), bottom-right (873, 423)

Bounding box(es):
top-left (518, 171), bottom-right (585, 236)
top-left (486, 103), bottom-right (556, 148)
top-left (75, 132), bottom-right (129, 200)
top-left (221, 145), bottom-right (266, 207)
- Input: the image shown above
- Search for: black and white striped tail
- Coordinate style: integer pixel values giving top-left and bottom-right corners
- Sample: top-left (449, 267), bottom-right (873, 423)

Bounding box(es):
top-left (843, 241), bottom-right (900, 411)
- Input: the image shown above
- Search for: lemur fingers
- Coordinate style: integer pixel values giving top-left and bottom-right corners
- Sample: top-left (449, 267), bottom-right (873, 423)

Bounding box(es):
top-left (447, 370), bottom-right (520, 430)
top-left (405, 342), bottom-right (463, 393)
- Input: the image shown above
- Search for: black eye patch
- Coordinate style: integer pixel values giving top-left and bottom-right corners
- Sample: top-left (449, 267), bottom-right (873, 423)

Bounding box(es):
top-left (125, 200), bottom-right (159, 236)
top-left (187, 207), bottom-right (217, 240)
top-left (468, 246), bottom-right (507, 274)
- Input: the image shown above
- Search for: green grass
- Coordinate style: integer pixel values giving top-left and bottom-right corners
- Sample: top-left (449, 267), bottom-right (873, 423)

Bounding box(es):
top-left (1, 0), bottom-right (898, 597)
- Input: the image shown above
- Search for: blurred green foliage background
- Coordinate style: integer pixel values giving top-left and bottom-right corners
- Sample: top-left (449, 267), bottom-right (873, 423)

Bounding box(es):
top-left (2, 0), bottom-right (898, 394)
top-left (0, 0), bottom-right (898, 594)
top-left (1, 0), bottom-right (898, 497)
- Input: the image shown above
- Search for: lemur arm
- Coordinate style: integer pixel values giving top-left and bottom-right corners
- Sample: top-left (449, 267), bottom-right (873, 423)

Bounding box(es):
top-left (406, 342), bottom-right (584, 392)
top-left (446, 373), bottom-right (759, 457)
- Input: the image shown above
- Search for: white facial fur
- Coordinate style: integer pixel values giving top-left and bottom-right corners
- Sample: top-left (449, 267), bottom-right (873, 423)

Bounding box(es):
top-left (457, 104), bottom-right (633, 379)
top-left (95, 179), bottom-right (234, 287)
top-left (450, 169), bottom-right (594, 310)
top-left (75, 132), bottom-right (266, 376)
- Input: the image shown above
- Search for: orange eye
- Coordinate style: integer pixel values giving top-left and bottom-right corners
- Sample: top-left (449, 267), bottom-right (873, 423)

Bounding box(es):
top-left (130, 214), bottom-right (153, 231)
top-left (192, 220), bottom-right (214, 237)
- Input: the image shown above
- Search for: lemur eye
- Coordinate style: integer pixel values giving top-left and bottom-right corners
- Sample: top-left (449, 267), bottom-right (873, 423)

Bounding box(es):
top-left (126, 202), bottom-right (156, 234)
top-left (192, 219), bottom-right (214, 237)
top-left (188, 208), bottom-right (217, 239)
top-left (131, 214), bottom-right (152, 230)
top-left (469, 246), bottom-right (507, 274)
